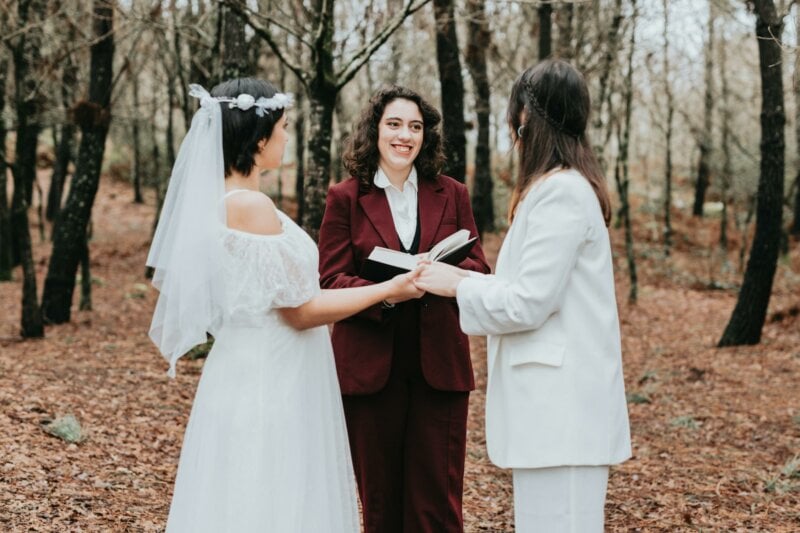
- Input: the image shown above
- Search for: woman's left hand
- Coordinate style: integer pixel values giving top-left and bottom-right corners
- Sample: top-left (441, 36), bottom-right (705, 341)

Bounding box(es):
top-left (414, 262), bottom-right (468, 298)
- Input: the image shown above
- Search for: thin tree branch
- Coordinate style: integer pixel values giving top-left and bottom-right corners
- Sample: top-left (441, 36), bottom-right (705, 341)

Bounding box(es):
top-left (335, 0), bottom-right (431, 90)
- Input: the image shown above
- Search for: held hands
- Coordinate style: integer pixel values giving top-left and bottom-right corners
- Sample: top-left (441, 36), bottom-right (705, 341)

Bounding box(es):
top-left (413, 262), bottom-right (469, 298)
top-left (385, 265), bottom-right (425, 304)
top-left (385, 262), bottom-right (469, 303)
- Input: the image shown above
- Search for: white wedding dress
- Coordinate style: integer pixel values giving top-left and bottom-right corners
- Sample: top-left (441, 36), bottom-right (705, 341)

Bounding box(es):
top-left (165, 206), bottom-right (359, 533)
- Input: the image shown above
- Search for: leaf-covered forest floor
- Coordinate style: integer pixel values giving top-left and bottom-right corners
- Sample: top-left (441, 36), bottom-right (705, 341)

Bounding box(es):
top-left (1, 175), bottom-right (799, 532)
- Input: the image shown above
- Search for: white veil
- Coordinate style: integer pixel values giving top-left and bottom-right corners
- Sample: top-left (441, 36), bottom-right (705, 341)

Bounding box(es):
top-left (146, 85), bottom-right (227, 377)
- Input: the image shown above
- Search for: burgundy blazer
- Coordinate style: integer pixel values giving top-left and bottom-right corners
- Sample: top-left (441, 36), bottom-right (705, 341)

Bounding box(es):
top-left (318, 175), bottom-right (491, 395)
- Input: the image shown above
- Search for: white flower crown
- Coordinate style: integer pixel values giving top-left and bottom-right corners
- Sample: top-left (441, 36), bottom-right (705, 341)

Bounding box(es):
top-left (189, 84), bottom-right (293, 117)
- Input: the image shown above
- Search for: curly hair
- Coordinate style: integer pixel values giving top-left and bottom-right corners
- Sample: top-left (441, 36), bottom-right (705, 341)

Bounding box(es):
top-left (342, 85), bottom-right (445, 189)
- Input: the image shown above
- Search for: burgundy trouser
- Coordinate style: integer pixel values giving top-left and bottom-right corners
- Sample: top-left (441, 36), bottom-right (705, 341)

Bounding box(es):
top-left (342, 303), bottom-right (469, 533)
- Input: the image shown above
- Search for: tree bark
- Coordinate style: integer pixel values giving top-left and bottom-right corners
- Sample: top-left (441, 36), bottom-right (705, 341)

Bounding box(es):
top-left (792, 9), bottom-right (800, 237)
top-left (693, 0), bottom-right (716, 217)
top-left (220, 4), bottom-right (252, 80)
top-left (590, 0), bottom-right (623, 170)
top-left (433, 0), bottom-right (467, 182)
top-left (131, 72), bottom-right (144, 204)
top-left (719, 0), bottom-right (785, 346)
top-left (465, 0), bottom-right (494, 234)
top-left (42, 0), bottom-right (115, 324)
top-left (719, 25), bottom-right (732, 251)
top-left (662, 0), bottom-right (674, 255)
top-left (793, 170), bottom-right (800, 237)
top-left (303, 88), bottom-right (337, 240)
top-left (79, 231), bottom-right (92, 311)
top-left (294, 82), bottom-right (306, 224)
top-left (47, 49), bottom-right (78, 221)
top-left (10, 0), bottom-right (45, 336)
top-left (614, 0), bottom-right (638, 303)
top-left (0, 57), bottom-right (11, 282)
top-left (169, 0), bottom-right (192, 132)
top-left (555, 2), bottom-right (574, 60)
top-left (538, 3), bottom-right (552, 60)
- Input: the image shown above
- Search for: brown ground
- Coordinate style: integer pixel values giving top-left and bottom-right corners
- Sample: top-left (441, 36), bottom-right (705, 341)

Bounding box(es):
top-left (1, 175), bottom-right (798, 532)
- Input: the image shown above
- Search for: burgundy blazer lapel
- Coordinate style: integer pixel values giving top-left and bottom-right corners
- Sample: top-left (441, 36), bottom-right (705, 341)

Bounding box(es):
top-left (358, 187), bottom-right (399, 249)
top-left (418, 176), bottom-right (447, 253)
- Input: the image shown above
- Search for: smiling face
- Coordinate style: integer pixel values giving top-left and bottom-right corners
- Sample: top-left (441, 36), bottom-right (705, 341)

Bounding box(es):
top-left (256, 113), bottom-right (290, 171)
top-left (377, 98), bottom-right (424, 178)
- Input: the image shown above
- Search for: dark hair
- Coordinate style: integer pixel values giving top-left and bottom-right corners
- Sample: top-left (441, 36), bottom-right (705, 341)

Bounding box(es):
top-left (507, 60), bottom-right (611, 225)
top-left (210, 78), bottom-right (285, 177)
top-left (342, 85), bottom-right (445, 189)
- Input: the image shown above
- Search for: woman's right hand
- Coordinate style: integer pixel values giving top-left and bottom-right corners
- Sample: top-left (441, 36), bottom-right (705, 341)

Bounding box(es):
top-left (385, 266), bottom-right (425, 304)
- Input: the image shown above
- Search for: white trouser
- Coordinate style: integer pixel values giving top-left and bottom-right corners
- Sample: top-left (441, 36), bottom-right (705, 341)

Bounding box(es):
top-left (512, 465), bottom-right (609, 533)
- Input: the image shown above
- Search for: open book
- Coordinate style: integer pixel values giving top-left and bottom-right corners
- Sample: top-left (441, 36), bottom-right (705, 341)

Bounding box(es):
top-left (360, 229), bottom-right (478, 283)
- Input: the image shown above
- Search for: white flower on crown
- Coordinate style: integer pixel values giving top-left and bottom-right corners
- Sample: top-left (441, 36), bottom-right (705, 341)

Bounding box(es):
top-left (254, 93), bottom-right (293, 116)
top-left (234, 94), bottom-right (256, 111)
top-left (189, 84), bottom-right (293, 117)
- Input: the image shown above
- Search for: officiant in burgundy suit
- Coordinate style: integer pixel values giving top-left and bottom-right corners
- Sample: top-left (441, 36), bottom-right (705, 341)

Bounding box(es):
top-left (318, 86), bottom-right (490, 533)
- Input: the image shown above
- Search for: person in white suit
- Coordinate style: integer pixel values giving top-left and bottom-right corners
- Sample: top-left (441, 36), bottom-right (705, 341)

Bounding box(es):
top-left (414, 59), bottom-right (632, 532)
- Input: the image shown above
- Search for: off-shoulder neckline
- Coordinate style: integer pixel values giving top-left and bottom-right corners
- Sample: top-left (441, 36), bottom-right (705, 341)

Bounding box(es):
top-left (223, 210), bottom-right (289, 240)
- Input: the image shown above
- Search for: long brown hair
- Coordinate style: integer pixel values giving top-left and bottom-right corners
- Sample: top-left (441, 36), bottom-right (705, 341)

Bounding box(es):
top-left (507, 60), bottom-right (611, 225)
top-left (342, 85), bottom-right (445, 189)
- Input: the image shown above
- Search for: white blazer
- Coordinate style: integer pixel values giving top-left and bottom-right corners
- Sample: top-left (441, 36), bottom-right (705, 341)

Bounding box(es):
top-left (456, 169), bottom-right (631, 469)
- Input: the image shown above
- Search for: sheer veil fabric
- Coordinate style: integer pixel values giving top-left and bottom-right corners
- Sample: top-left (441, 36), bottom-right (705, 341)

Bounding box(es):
top-left (146, 85), bottom-right (227, 377)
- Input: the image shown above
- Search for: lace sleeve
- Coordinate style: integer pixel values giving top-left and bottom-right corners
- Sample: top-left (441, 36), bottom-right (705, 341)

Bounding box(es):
top-left (222, 229), bottom-right (321, 317)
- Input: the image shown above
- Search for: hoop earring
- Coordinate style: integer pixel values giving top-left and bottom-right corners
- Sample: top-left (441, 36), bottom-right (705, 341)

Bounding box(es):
top-left (517, 125), bottom-right (525, 138)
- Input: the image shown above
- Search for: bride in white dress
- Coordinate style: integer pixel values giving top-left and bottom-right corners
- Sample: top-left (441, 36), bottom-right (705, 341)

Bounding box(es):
top-left (146, 78), bottom-right (423, 532)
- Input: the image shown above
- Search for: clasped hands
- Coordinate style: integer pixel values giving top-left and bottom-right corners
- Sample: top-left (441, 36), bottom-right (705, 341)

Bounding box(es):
top-left (386, 261), bottom-right (468, 304)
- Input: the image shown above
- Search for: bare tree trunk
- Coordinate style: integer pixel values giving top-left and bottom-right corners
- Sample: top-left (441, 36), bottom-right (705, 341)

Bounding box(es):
top-left (132, 72), bottom-right (144, 204)
top-left (294, 83), bottom-right (306, 224)
top-left (0, 57), bottom-right (11, 281)
top-left (662, 0), bottom-right (674, 256)
top-left (591, 0), bottom-right (623, 169)
top-left (555, 1), bottom-right (574, 60)
top-left (303, 88), bottom-right (337, 239)
top-left (719, 0), bottom-right (785, 346)
top-left (294, 0), bottom-right (337, 238)
top-left (792, 9), bottom-right (800, 237)
top-left (333, 98), bottom-right (348, 184)
top-left (79, 227), bottom-right (92, 311)
top-left (145, 98), bottom-right (163, 280)
top-left (42, 0), bottom-right (115, 324)
top-left (433, 0), bottom-right (467, 182)
top-left (693, 0), bottom-right (716, 217)
top-left (614, 0), bottom-right (638, 303)
top-left (538, 3), bottom-right (552, 60)
top-left (572, 1), bottom-right (590, 71)
top-left (47, 49), bottom-right (78, 221)
top-left (10, 0), bottom-right (45, 336)
top-left (465, 0), bottom-right (494, 234)
top-left (720, 24), bottom-right (732, 251)
top-left (793, 171), bottom-right (800, 237)
top-left (169, 0), bottom-right (192, 132)
top-left (185, 1), bottom-right (212, 128)
top-left (220, 4), bottom-right (252, 80)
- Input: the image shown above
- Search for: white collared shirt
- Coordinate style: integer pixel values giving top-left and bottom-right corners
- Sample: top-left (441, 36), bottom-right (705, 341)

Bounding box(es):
top-left (373, 166), bottom-right (418, 250)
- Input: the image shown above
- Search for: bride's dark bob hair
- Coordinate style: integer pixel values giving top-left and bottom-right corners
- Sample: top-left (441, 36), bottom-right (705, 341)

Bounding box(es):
top-left (211, 78), bottom-right (285, 177)
top-left (507, 60), bottom-right (611, 226)
top-left (342, 85), bottom-right (445, 189)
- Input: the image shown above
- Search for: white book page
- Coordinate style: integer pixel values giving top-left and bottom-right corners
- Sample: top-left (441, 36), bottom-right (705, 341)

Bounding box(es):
top-left (368, 247), bottom-right (418, 270)
top-left (427, 229), bottom-right (470, 261)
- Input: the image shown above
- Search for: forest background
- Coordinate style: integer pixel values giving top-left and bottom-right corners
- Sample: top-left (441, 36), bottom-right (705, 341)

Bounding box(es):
top-left (1, 0), bottom-right (799, 530)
